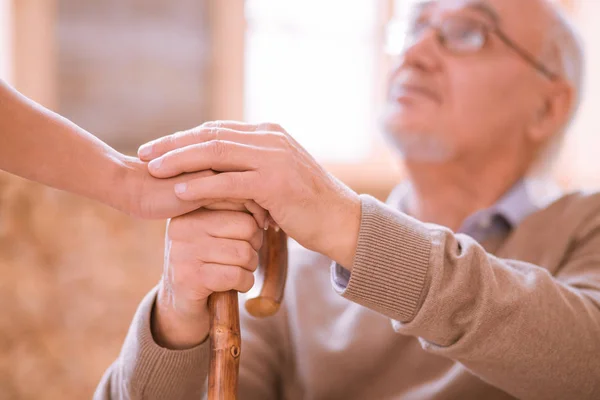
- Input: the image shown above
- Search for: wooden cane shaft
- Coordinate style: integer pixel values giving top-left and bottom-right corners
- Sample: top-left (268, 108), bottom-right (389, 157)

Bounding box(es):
top-left (208, 227), bottom-right (288, 400)
top-left (208, 290), bottom-right (241, 400)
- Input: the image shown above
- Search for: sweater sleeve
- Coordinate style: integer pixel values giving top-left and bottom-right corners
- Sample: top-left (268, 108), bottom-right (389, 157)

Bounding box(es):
top-left (93, 286), bottom-right (210, 400)
top-left (93, 287), bottom-right (286, 400)
top-left (336, 194), bottom-right (600, 400)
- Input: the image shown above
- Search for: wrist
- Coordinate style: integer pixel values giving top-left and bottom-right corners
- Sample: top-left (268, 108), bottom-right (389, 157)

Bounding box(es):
top-left (94, 152), bottom-right (134, 213)
top-left (321, 189), bottom-right (361, 270)
top-left (151, 284), bottom-right (210, 350)
top-left (112, 155), bottom-right (147, 216)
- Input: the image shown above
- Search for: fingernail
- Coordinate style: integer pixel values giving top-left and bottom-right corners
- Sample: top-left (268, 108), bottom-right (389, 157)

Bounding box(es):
top-left (264, 220), bottom-right (270, 230)
top-left (174, 183), bottom-right (187, 194)
top-left (138, 143), bottom-right (153, 158)
top-left (149, 157), bottom-right (162, 170)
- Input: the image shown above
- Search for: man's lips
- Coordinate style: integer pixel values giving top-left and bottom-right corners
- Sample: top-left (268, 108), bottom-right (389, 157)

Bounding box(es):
top-left (389, 84), bottom-right (441, 104)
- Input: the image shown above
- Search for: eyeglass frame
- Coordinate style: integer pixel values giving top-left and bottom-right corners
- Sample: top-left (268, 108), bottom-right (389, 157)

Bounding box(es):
top-left (400, 14), bottom-right (559, 81)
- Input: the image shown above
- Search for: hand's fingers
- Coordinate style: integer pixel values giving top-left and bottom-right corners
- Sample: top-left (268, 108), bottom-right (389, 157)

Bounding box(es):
top-left (202, 120), bottom-right (256, 131)
top-left (267, 214), bottom-right (280, 231)
top-left (200, 209), bottom-right (264, 250)
top-left (202, 200), bottom-right (247, 212)
top-left (169, 262), bottom-right (255, 296)
top-left (173, 171), bottom-right (259, 203)
top-left (136, 168), bottom-right (218, 220)
top-left (202, 120), bottom-right (285, 133)
top-left (147, 141), bottom-right (273, 179)
top-left (196, 263), bottom-right (255, 294)
top-left (201, 200), bottom-right (267, 232)
top-left (170, 239), bottom-right (259, 272)
top-left (243, 200), bottom-right (269, 230)
top-left (138, 126), bottom-right (282, 161)
top-left (168, 208), bottom-right (262, 248)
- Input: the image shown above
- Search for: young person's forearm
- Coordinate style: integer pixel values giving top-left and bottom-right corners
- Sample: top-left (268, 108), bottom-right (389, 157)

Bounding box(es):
top-left (0, 79), bottom-right (133, 209)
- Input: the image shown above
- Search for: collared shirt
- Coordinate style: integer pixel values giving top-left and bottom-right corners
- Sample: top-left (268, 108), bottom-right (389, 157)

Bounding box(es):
top-left (333, 178), bottom-right (562, 289)
top-left (455, 180), bottom-right (539, 243)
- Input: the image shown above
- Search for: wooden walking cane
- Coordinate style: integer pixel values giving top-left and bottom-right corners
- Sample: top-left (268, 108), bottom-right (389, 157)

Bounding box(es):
top-left (207, 226), bottom-right (288, 399)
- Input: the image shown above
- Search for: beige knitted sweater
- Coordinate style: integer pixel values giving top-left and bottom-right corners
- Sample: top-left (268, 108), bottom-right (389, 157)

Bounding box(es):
top-left (95, 191), bottom-right (600, 399)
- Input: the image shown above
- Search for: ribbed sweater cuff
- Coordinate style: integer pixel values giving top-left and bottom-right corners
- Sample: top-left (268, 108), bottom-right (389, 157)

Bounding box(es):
top-left (339, 195), bottom-right (432, 322)
top-left (120, 286), bottom-right (210, 398)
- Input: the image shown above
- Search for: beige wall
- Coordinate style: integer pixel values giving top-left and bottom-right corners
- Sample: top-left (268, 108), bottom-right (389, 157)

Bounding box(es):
top-left (0, 0), bottom-right (13, 82)
top-left (559, 0), bottom-right (600, 189)
top-left (56, 0), bottom-right (211, 152)
top-left (7, 0), bottom-right (57, 108)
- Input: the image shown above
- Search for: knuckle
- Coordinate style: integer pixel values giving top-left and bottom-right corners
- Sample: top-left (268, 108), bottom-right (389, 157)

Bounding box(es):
top-left (262, 122), bottom-right (283, 132)
top-left (188, 127), bottom-right (204, 142)
top-left (271, 132), bottom-right (288, 146)
top-left (172, 130), bottom-right (186, 141)
top-left (222, 266), bottom-right (243, 287)
top-left (248, 252), bottom-right (259, 272)
top-left (210, 140), bottom-right (228, 158)
top-left (238, 213), bottom-right (258, 239)
top-left (195, 265), bottom-right (217, 292)
top-left (163, 133), bottom-right (179, 148)
top-left (225, 240), bottom-right (242, 260)
top-left (234, 268), bottom-right (247, 287)
top-left (166, 215), bottom-right (194, 239)
top-left (223, 173), bottom-right (241, 189)
top-left (197, 126), bottom-right (217, 142)
top-left (239, 273), bottom-right (255, 293)
top-left (201, 120), bottom-right (219, 128)
top-left (251, 229), bottom-right (264, 250)
top-left (239, 242), bottom-right (257, 267)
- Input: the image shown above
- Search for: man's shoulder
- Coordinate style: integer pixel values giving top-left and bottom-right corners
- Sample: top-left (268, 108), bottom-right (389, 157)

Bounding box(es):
top-left (547, 189), bottom-right (600, 217)
top-left (534, 189), bottom-right (600, 238)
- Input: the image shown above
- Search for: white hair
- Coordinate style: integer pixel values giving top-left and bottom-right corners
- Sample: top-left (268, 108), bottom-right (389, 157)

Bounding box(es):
top-left (529, 2), bottom-right (585, 178)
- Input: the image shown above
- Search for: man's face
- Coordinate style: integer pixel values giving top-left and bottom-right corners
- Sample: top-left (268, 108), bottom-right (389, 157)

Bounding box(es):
top-left (381, 0), bottom-right (554, 163)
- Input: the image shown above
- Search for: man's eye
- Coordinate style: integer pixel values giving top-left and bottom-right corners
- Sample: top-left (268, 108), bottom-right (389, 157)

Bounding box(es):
top-left (407, 20), bottom-right (428, 38)
top-left (458, 29), bottom-right (483, 44)
top-left (445, 23), bottom-right (485, 47)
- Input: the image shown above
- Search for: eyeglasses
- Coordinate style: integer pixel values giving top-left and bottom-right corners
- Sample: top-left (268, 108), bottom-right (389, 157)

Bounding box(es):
top-left (401, 15), bottom-right (558, 80)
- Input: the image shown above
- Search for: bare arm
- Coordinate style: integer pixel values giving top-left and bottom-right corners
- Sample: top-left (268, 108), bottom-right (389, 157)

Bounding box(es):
top-left (0, 80), bottom-right (269, 221)
top-left (0, 79), bottom-right (134, 211)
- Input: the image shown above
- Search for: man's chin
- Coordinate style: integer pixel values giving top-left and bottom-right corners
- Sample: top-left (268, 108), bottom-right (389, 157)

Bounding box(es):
top-left (382, 130), bottom-right (455, 164)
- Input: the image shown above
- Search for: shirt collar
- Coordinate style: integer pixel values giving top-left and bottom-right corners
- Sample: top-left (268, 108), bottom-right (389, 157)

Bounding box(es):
top-left (386, 177), bottom-right (563, 230)
top-left (488, 180), bottom-right (538, 227)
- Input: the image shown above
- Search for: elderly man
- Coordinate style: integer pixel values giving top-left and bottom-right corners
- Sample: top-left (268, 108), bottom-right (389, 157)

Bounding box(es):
top-left (96, 0), bottom-right (599, 399)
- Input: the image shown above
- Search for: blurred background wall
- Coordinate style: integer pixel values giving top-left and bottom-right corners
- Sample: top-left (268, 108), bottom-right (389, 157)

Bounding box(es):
top-left (57, 0), bottom-right (211, 150)
top-left (0, 0), bottom-right (596, 398)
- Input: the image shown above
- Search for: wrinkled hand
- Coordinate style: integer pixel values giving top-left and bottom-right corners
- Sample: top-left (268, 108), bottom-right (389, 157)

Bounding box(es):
top-left (152, 207), bottom-right (264, 349)
top-left (119, 156), bottom-right (268, 226)
top-left (138, 121), bottom-right (361, 268)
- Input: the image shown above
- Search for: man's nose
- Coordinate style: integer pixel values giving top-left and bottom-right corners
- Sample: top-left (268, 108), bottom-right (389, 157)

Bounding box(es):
top-left (391, 29), bottom-right (442, 75)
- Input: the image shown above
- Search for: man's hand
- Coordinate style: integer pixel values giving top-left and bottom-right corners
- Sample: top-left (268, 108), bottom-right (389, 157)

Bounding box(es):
top-left (117, 156), bottom-right (268, 227)
top-left (138, 121), bottom-right (361, 269)
top-left (152, 207), bottom-right (264, 350)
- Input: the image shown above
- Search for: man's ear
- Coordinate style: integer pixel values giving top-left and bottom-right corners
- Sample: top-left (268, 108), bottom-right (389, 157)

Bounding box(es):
top-left (527, 80), bottom-right (574, 144)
